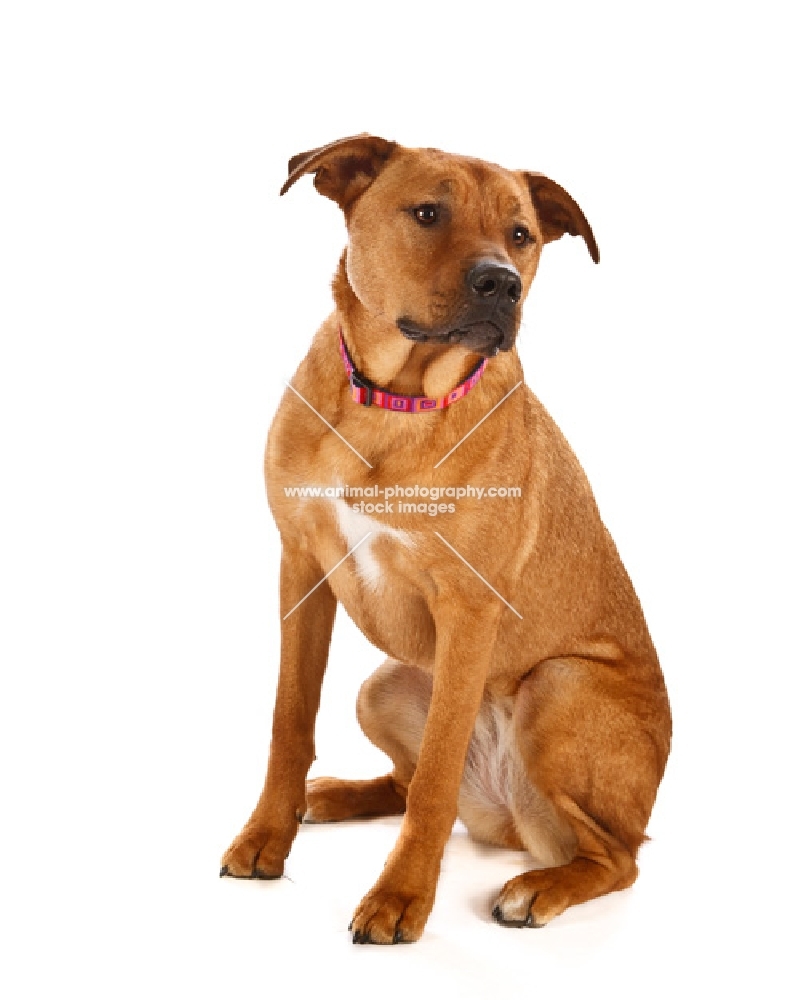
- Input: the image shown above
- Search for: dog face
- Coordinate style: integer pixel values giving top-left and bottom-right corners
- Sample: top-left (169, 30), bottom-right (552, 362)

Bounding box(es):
top-left (281, 135), bottom-right (598, 357)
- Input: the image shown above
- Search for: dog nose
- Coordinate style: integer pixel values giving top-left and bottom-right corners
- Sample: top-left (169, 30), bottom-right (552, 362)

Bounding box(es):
top-left (467, 260), bottom-right (522, 305)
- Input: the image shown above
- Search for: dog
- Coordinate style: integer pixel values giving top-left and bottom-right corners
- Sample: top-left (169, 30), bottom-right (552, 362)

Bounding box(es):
top-left (220, 135), bottom-right (671, 944)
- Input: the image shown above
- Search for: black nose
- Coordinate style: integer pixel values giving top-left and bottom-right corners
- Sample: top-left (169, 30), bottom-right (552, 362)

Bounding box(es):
top-left (466, 260), bottom-right (522, 305)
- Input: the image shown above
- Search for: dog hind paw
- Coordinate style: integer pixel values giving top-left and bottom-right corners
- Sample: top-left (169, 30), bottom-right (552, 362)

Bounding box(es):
top-left (304, 774), bottom-right (406, 823)
top-left (492, 870), bottom-right (563, 928)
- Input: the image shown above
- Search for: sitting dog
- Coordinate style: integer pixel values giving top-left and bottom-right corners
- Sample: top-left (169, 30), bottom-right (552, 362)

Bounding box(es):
top-left (221, 135), bottom-right (671, 944)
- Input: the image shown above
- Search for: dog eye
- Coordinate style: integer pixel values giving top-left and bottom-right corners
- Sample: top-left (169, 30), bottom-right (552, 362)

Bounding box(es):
top-left (512, 225), bottom-right (533, 247)
top-left (413, 204), bottom-right (439, 226)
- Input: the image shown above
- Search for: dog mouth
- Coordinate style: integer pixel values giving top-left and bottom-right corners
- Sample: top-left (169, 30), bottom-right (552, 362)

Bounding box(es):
top-left (396, 318), bottom-right (514, 358)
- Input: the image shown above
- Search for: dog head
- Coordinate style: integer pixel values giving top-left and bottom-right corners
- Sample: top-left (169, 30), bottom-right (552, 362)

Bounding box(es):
top-left (281, 135), bottom-right (598, 358)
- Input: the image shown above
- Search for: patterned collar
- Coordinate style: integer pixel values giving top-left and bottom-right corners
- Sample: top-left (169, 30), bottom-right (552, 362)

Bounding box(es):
top-left (338, 330), bottom-right (488, 413)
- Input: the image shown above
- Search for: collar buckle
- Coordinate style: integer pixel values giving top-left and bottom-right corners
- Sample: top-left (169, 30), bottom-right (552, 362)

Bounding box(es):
top-left (350, 369), bottom-right (375, 407)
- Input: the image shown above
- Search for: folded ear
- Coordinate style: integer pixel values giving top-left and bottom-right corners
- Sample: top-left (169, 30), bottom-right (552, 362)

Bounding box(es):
top-left (280, 134), bottom-right (398, 210)
top-left (524, 173), bottom-right (599, 263)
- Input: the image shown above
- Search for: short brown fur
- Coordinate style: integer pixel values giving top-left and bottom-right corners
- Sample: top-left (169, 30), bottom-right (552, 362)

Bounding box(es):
top-left (221, 135), bottom-right (671, 943)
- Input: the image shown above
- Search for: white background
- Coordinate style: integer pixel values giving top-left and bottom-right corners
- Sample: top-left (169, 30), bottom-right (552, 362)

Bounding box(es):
top-left (1, 2), bottom-right (798, 997)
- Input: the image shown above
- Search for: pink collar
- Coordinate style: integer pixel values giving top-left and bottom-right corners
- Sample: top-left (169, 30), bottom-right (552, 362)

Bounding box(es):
top-left (338, 330), bottom-right (488, 413)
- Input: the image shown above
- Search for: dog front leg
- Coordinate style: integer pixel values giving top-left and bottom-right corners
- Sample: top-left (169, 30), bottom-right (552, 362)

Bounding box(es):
top-left (220, 545), bottom-right (336, 879)
top-left (349, 602), bottom-right (501, 943)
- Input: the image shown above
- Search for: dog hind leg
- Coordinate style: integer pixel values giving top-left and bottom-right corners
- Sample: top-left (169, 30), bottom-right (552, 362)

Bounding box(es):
top-left (303, 659), bottom-right (429, 822)
top-left (307, 659), bottom-right (550, 858)
top-left (493, 655), bottom-right (671, 927)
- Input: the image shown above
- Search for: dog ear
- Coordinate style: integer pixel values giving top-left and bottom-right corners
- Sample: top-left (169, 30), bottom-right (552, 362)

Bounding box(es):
top-left (524, 173), bottom-right (599, 263)
top-left (280, 134), bottom-right (398, 210)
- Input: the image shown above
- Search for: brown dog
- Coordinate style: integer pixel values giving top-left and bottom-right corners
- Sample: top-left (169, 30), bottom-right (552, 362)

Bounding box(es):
top-left (220, 135), bottom-right (671, 943)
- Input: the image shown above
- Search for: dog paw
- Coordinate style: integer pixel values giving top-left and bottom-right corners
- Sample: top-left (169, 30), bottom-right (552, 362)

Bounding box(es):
top-left (219, 828), bottom-right (286, 881)
top-left (349, 888), bottom-right (432, 944)
top-left (491, 870), bottom-right (564, 928)
top-left (304, 774), bottom-right (406, 823)
top-left (303, 777), bottom-right (345, 823)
